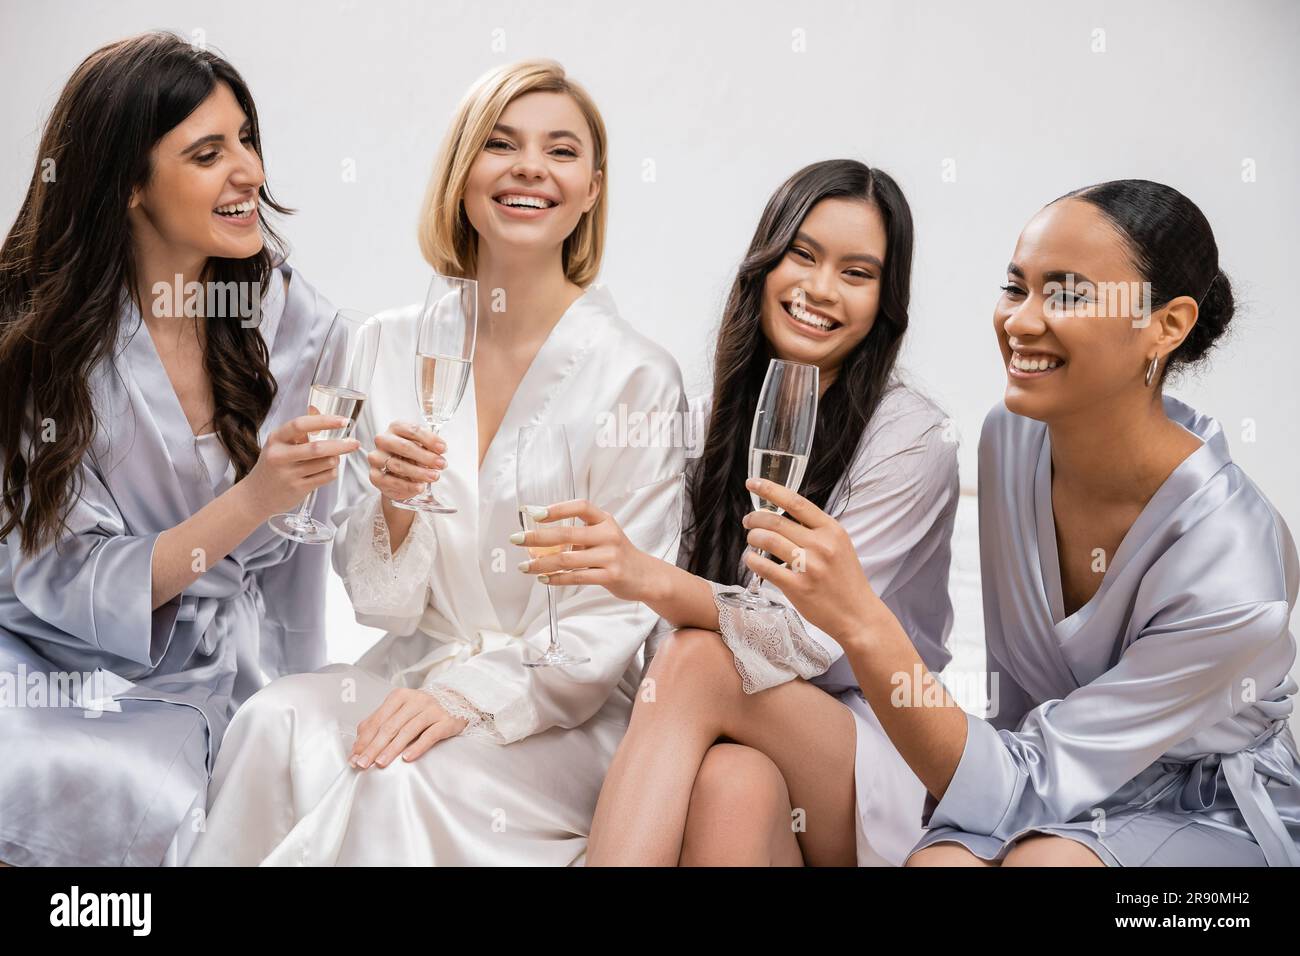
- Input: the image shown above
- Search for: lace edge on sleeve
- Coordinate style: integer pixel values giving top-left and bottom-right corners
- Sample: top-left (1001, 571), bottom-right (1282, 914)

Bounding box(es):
top-left (708, 580), bottom-right (834, 694)
top-left (421, 681), bottom-right (502, 740)
top-left (341, 494), bottom-right (437, 617)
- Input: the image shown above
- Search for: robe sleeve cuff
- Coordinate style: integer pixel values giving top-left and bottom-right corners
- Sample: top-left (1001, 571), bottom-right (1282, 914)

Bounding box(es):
top-left (421, 682), bottom-right (501, 741)
top-left (339, 493), bottom-right (437, 626)
top-left (424, 665), bottom-right (539, 744)
top-left (708, 580), bottom-right (833, 694)
top-left (95, 532), bottom-right (181, 667)
top-left (921, 710), bottom-right (1016, 836)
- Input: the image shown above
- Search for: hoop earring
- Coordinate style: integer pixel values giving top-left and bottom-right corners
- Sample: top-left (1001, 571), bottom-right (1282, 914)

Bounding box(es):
top-left (1145, 355), bottom-right (1159, 387)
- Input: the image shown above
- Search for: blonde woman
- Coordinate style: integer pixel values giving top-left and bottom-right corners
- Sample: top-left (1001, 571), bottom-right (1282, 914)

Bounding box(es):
top-left (188, 61), bottom-right (686, 866)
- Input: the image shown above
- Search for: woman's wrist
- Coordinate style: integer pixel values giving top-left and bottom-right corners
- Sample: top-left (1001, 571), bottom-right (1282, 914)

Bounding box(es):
top-left (379, 495), bottom-right (417, 553)
top-left (634, 552), bottom-right (675, 608)
top-left (230, 475), bottom-right (273, 524)
top-left (837, 597), bottom-right (896, 654)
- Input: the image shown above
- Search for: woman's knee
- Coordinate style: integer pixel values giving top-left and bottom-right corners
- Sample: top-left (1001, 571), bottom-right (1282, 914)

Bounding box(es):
top-left (643, 628), bottom-right (741, 701)
top-left (904, 841), bottom-right (996, 867)
top-left (231, 668), bottom-right (365, 735)
top-left (688, 743), bottom-right (791, 829)
top-left (681, 744), bottom-right (803, 865)
top-left (1002, 833), bottom-right (1106, 867)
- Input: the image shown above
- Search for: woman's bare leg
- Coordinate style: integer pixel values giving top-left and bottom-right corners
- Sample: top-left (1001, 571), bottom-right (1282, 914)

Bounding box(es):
top-left (1001, 833), bottom-right (1106, 866)
top-left (905, 842), bottom-right (998, 866)
top-left (679, 743), bottom-right (803, 866)
top-left (587, 627), bottom-right (857, 866)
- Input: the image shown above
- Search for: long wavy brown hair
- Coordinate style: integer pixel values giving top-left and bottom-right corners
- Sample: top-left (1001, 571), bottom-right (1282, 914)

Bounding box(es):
top-left (686, 160), bottom-right (915, 586)
top-left (0, 32), bottom-right (292, 554)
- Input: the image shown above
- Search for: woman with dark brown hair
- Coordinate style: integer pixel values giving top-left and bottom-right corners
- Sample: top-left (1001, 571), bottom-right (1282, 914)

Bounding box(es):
top-left (0, 32), bottom-right (355, 865)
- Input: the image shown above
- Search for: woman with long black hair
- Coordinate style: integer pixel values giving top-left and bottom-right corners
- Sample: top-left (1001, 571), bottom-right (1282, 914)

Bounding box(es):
top-left (514, 159), bottom-right (961, 865)
top-left (0, 32), bottom-right (354, 865)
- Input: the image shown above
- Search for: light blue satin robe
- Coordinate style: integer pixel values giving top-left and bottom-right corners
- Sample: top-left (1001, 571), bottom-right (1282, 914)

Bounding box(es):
top-left (912, 397), bottom-right (1300, 866)
top-left (0, 264), bottom-right (338, 866)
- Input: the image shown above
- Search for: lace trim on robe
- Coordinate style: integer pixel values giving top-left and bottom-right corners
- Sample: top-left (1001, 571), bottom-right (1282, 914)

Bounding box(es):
top-left (707, 580), bottom-right (833, 694)
top-left (421, 681), bottom-right (501, 740)
top-left (341, 494), bottom-right (438, 618)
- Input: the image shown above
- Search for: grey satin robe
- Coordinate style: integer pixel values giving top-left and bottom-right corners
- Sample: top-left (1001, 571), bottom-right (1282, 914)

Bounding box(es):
top-left (912, 396), bottom-right (1300, 866)
top-left (0, 264), bottom-right (338, 866)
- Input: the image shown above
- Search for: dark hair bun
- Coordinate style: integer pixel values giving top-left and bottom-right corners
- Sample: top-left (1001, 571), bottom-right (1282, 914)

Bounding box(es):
top-left (1056, 179), bottom-right (1234, 380)
top-left (1176, 268), bottom-right (1234, 367)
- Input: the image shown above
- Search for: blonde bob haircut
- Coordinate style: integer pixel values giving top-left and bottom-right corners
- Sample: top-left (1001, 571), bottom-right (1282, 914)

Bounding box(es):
top-left (417, 59), bottom-right (608, 288)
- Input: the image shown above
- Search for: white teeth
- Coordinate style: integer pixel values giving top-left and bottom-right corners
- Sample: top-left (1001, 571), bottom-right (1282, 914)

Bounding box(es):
top-left (215, 199), bottom-right (256, 215)
top-left (1010, 353), bottom-right (1062, 372)
top-left (787, 301), bottom-right (834, 330)
top-left (496, 194), bottom-right (554, 209)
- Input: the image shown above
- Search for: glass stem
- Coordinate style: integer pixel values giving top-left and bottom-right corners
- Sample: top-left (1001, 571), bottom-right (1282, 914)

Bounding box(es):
top-left (294, 488), bottom-right (318, 527)
top-left (745, 545), bottom-right (766, 595)
top-left (422, 418), bottom-right (442, 497)
top-left (545, 585), bottom-right (561, 652)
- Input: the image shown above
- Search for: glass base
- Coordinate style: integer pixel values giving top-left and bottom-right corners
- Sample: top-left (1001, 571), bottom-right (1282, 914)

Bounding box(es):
top-left (523, 647), bottom-right (591, 668)
top-left (268, 512), bottom-right (335, 544)
top-left (715, 586), bottom-right (786, 613)
top-left (390, 496), bottom-right (456, 515)
top-left (390, 487), bottom-right (456, 514)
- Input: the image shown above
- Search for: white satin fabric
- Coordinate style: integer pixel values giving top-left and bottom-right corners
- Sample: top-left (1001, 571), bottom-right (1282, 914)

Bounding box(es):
top-left (188, 283), bottom-right (687, 866)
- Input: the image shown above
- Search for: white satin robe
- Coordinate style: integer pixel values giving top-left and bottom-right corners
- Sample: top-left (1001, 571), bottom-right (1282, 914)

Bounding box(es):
top-left (911, 397), bottom-right (1300, 866)
top-left (646, 380), bottom-right (962, 866)
top-left (187, 282), bottom-right (688, 866)
top-left (0, 265), bottom-right (339, 866)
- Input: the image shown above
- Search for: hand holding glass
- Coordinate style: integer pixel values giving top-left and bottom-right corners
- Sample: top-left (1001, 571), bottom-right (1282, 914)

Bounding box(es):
top-left (516, 424), bottom-right (590, 668)
top-left (268, 308), bottom-right (381, 544)
top-left (716, 358), bottom-right (819, 611)
top-left (392, 273), bottom-right (477, 515)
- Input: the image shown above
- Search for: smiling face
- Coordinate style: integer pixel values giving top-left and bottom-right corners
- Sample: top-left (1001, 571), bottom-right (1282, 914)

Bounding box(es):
top-left (462, 90), bottom-right (602, 258)
top-left (994, 197), bottom-right (1191, 422)
top-left (127, 80), bottom-right (266, 264)
top-left (758, 197), bottom-right (887, 385)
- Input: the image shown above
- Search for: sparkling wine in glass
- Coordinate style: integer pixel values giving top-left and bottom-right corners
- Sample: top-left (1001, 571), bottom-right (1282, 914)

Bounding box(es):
top-left (392, 273), bottom-right (477, 514)
top-left (268, 308), bottom-right (381, 544)
top-left (516, 424), bottom-right (590, 668)
top-left (716, 358), bottom-right (819, 611)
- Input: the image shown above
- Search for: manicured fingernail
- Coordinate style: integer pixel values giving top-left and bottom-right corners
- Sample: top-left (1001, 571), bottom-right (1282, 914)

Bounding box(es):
top-left (357, 757), bottom-right (370, 768)
top-left (517, 560), bottom-right (531, 572)
top-left (509, 532), bottom-right (525, 545)
top-left (537, 574), bottom-right (549, 584)
top-left (746, 478), bottom-right (760, 490)
top-left (524, 505), bottom-right (548, 519)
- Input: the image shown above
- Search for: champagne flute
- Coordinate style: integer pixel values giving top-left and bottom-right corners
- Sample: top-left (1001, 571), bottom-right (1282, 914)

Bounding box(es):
top-left (392, 273), bottom-right (478, 514)
top-left (268, 308), bottom-right (381, 544)
top-left (516, 424), bottom-right (590, 668)
top-left (716, 358), bottom-right (819, 611)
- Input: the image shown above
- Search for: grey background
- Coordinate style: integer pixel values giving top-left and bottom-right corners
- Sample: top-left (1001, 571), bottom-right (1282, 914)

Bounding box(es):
top-left (3, 0), bottom-right (1297, 683)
